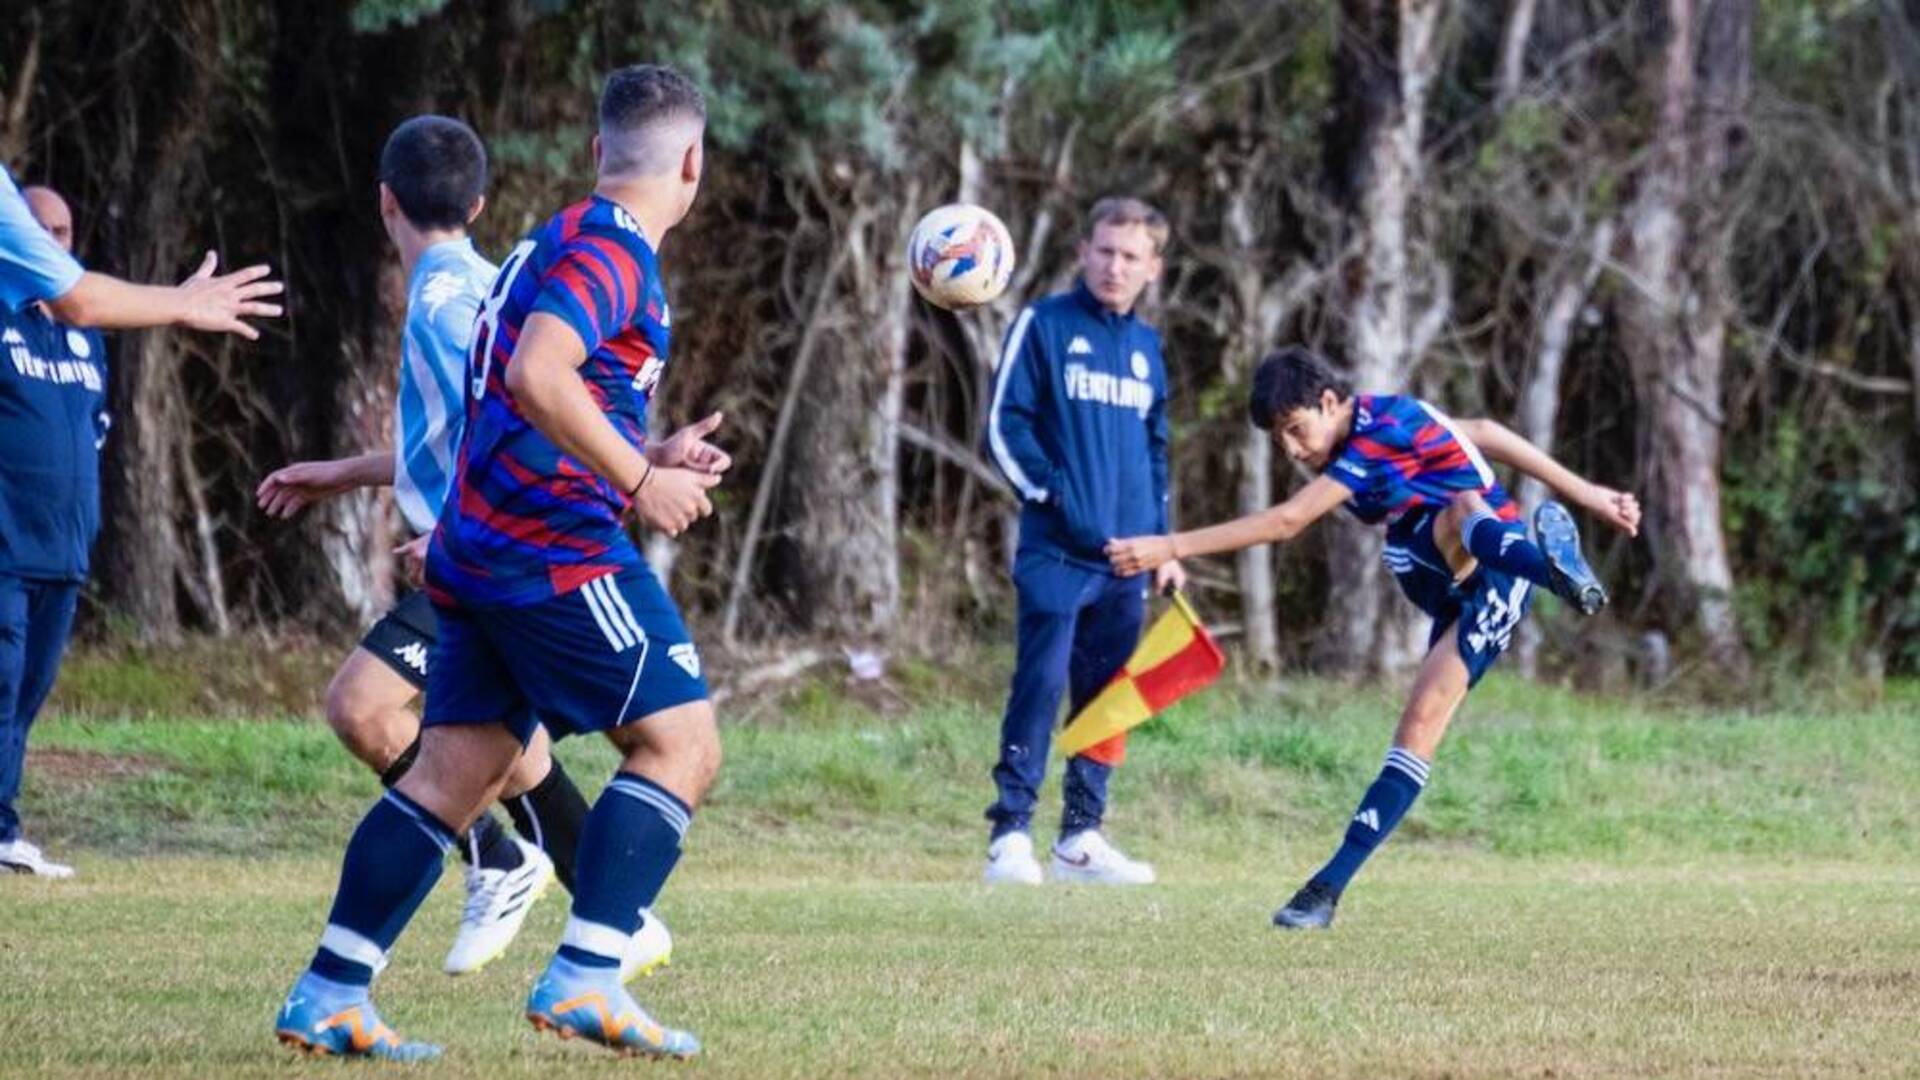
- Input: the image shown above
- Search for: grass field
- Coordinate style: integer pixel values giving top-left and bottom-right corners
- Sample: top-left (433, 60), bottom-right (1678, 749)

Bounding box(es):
top-left (2, 668), bottom-right (1916, 1077)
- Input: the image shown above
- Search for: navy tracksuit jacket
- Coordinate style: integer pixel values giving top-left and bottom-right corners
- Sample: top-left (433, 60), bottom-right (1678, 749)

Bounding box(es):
top-left (984, 280), bottom-right (1169, 839)
top-left (0, 301), bottom-right (107, 843)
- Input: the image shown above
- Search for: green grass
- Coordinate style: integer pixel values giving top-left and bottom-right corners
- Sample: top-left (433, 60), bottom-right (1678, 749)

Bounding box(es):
top-left (3, 673), bottom-right (1917, 1076)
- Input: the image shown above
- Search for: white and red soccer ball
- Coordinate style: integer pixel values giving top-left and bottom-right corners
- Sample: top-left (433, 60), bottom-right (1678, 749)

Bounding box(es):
top-left (907, 203), bottom-right (1015, 310)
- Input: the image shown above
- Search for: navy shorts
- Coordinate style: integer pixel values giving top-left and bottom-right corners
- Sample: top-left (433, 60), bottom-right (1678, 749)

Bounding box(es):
top-left (424, 568), bottom-right (709, 745)
top-left (1383, 508), bottom-right (1533, 687)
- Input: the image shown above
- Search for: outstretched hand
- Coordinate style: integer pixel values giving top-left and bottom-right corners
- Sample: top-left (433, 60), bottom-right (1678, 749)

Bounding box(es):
top-left (1107, 535), bottom-right (1176, 578)
top-left (650, 411), bottom-right (732, 475)
top-left (256, 460), bottom-right (353, 519)
top-left (1581, 484), bottom-right (1642, 538)
top-left (176, 250), bottom-right (284, 340)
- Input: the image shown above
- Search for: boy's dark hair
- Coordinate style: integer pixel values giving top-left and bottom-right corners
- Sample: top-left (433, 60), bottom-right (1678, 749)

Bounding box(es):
top-left (1247, 346), bottom-right (1354, 430)
top-left (600, 64), bottom-right (707, 132)
top-left (379, 116), bottom-right (487, 231)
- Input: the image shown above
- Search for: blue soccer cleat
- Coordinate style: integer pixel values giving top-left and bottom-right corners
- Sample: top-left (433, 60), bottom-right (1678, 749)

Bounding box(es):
top-left (1533, 500), bottom-right (1608, 616)
top-left (274, 976), bottom-right (441, 1062)
top-left (526, 957), bottom-right (700, 1059)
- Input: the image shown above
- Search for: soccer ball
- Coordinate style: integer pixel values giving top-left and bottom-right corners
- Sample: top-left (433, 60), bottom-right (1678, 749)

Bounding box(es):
top-left (907, 203), bottom-right (1015, 310)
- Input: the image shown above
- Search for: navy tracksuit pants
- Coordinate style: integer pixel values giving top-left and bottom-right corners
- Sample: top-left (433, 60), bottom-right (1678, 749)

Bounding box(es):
top-left (987, 551), bottom-right (1145, 841)
top-left (0, 576), bottom-right (80, 843)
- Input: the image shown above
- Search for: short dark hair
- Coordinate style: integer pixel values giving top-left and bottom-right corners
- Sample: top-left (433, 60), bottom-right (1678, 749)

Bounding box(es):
top-left (1247, 347), bottom-right (1353, 430)
top-left (600, 64), bottom-right (706, 133)
top-left (379, 115), bottom-right (487, 231)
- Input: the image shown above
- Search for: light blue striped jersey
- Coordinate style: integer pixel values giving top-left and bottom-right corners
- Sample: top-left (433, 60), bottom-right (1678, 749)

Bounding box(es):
top-left (0, 166), bottom-right (84, 310)
top-left (394, 237), bottom-right (496, 534)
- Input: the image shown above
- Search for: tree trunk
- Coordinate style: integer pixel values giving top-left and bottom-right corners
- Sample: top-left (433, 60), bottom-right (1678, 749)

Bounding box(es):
top-left (1615, 0), bottom-right (1750, 670)
top-left (94, 0), bottom-right (218, 643)
top-left (1319, 0), bottom-right (1452, 678)
top-left (788, 180), bottom-right (918, 639)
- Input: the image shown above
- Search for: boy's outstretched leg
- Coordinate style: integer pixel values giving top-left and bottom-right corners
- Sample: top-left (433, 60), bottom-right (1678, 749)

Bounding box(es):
top-left (526, 700), bottom-right (719, 1058)
top-left (1452, 494), bottom-right (1607, 616)
top-left (1274, 632), bottom-right (1469, 930)
top-left (275, 724), bottom-right (520, 1059)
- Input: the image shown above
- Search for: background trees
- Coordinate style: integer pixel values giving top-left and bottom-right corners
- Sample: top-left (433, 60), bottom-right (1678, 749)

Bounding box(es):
top-left (3, 0), bottom-right (1914, 683)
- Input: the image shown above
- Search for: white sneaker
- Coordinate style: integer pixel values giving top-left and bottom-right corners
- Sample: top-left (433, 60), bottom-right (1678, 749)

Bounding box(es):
top-left (443, 838), bottom-right (554, 975)
top-left (982, 831), bottom-right (1044, 885)
top-left (1050, 830), bottom-right (1155, 885)
top-left (0, 837), bottom-right (74, 879)
top-left (620, 907), bottom-right (673, 982)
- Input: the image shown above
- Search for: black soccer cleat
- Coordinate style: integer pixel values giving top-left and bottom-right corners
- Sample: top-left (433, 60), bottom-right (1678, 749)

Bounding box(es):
top-left (1533, 500), bottom-right (1607, 616)
top-left (1271, 880), bottom-right (1339, 930)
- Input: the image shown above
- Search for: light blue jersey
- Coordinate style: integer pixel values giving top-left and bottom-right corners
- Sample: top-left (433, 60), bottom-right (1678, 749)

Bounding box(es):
top-left (0, 167), bottom-right (84, 310)
top-left (394, 238), bottom-right (496, 534)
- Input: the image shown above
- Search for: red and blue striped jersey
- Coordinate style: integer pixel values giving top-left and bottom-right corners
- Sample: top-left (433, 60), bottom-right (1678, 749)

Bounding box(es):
top-left (426, 195), bottom-right (672, 609)
top-left (1325, 394), bottom-right (1518, 533)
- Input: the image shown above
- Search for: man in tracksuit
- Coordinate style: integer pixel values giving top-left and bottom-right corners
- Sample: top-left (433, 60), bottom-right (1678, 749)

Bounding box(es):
top-left (982, 197), bottom-right (1186, 886)
top-left (0, 187), bottom-right (109, 878)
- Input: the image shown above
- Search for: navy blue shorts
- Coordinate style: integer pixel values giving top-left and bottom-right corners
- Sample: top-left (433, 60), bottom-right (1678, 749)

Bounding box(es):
top-left (424, 568), bottom-right (709, 745)
top-left (1384, 509), bottom-right (1533, 687)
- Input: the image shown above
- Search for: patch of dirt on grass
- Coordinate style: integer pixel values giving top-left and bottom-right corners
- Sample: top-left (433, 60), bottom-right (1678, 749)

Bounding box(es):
top-left (25, 747), bottom-right (165, 783)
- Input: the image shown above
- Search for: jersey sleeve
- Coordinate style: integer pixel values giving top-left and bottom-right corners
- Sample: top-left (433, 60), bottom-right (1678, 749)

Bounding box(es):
top-left (530, 228), bottom-right (648, 357)
top-left (0, 171), bottom-right (84, 309)
top-left (985, 305), bottom-right (1060, 504)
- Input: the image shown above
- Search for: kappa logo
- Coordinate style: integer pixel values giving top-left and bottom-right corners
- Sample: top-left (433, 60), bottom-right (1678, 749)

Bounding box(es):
top-left (668, 643), bottom-right (701, 679)
top-left (418, 271), bottom-right (473, 319)
top-left (1353, 807), bottom-right (1381, 831)
top-left (632, 355), bottom-right (665, 394)
top-left (1067, 335), bottom-right (1094, 356)
top-left (393, 641), bottom-right (429, 676)
top-left (612, 205), bottom-right (646, 238)
top-left (1356, 404), bottom-right (1373, 428)
top-left (1130, 350), bottom-right (1150, 380)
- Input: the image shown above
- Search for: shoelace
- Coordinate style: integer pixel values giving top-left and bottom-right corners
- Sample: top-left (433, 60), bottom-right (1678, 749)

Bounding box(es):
top-left (461, 867), bottom-right (508, 923)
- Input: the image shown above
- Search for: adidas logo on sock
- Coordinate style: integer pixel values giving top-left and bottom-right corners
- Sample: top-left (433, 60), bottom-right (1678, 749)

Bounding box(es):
top-left (1352, 808), bottom-right (1381, 831)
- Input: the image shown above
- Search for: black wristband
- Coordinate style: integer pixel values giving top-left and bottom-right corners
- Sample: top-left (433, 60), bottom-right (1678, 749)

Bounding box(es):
top-left (627, 461), bottom-right (654, 499)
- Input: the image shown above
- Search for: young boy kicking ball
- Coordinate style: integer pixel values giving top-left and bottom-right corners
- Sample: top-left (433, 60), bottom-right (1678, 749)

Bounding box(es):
top-left (1106, 347), bottom-right (1640, 929)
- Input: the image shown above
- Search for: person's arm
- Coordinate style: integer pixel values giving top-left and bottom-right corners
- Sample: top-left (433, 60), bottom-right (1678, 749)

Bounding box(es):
top-left (504, 312), bottom-right (717, 537)
top-left (984, 307), bottom-right (1061, 504)
top-left (1108, 473), bottom-right (1353, 576)
top-left (48, 253), bottom-right (283, 338)
top-left (1146, 353), bottom-right (1187, 591)
top-left (1456, 417), bottom-right (1641, 535)
top-left (256, 453), bottom-right (395, 519)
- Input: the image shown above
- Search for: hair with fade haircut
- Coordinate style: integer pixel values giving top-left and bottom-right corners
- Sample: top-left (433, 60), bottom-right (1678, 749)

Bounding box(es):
top-left (598, 64), bottom-right (707, 177)
top-left (379, 115), bottom-right (488, 231)
top-left (1247, 346), bottom-right (1355, 430)
top-left (1085, 195), bottom-right (1171, 254)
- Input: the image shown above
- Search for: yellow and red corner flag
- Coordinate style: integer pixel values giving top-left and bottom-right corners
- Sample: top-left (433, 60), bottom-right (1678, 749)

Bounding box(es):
top-left (1057, 590), bottom-right (1227, 765)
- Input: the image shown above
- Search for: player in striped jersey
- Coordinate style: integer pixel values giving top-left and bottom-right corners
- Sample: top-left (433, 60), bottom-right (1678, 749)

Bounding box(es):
top-left (276, 66), bottom-right (723, 1061)
top-left (1106, 346), bottom-right (1641, 929)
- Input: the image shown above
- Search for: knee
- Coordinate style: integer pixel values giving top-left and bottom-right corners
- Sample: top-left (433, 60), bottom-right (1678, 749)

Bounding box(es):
top-left (324, 670), bottom-right (382, 746)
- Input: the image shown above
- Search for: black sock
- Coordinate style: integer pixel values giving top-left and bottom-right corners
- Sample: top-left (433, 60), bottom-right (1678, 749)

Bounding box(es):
top-left (377, 734), bottom-right (520, 872)
top-left (504, 756), bottom-right (590, 891)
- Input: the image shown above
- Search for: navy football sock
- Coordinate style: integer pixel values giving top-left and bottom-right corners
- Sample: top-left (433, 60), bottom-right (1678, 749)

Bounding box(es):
top-left (504, 757), bottom-right (590, 891)
top-left (465, 813), bottom-right (524, 873)
top-left (1312, 748), bottom-right (1429, 894)
top-left (308, 790), bottom-right (454, 987)
top-left (1462, 511), bottom-right (1554, 587)
top-left (557, 772), bottom-right (689, 970)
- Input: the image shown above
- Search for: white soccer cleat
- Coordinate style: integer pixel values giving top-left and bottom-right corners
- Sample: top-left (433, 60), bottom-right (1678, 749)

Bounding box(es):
top-left (1050, 830), bottom-right (1155, 885)
top-left (443, 838), bottom-right (554, 975)
top-left (982, 831), bottom-right (1044, 886)
top-left (620, 907), bottom-right (673, 983)
top-left (0, 837), bottom-right (74, 879)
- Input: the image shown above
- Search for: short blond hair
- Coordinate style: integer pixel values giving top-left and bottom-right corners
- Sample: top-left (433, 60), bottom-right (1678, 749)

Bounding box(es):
top-left (1085, 196), bottom-right (1170, 254)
